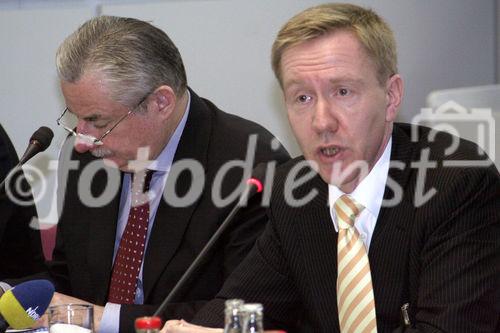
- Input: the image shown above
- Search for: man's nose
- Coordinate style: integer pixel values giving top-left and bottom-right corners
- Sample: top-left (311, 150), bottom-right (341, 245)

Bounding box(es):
top-left (73, 136), bottom-right (94, 153)
top-left (312, 99), bottom-right (338, 134)
top-left (73, 122), bottom-right (96, 153)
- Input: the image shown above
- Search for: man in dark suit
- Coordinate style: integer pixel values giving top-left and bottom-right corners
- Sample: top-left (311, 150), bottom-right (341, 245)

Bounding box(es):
top-left (0, 123), bottom-right (45, 278)
top-left (161, 3), bottom-right (500, 333)
top-left (26, 16), bottom-right (289, 333)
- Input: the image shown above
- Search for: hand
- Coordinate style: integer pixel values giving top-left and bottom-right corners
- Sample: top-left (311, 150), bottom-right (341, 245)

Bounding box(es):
top-left (160, 320), bottom-right (286, 333)
top-left (34, 292), bottom-right (104, 331)
top-left (161, 320), bottom-right (222, 333)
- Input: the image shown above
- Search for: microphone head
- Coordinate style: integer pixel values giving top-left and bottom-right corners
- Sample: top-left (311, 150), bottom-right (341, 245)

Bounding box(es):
top-left (0, 280), bottom-right (55, 329)
top-left (246, 162), bottom-right (267, 194)
top-left (30, 126), bottom-right (54, 152)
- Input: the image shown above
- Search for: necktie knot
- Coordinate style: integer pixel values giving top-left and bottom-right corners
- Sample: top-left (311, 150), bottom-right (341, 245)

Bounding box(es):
top-left (131, 169), bottom-right (154, 192)
top-left (131, 170), bottom-right (154, 206)
top-left (334, 195), bottom-right (364, 229)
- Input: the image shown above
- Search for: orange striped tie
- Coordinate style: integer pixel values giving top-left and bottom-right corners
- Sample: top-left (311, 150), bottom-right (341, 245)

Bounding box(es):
top-left (335, 195), bottom-right (377, 333)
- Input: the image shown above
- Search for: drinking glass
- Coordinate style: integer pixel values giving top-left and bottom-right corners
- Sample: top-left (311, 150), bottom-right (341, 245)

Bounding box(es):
top-left (47, 304), bottom-right (94, 333)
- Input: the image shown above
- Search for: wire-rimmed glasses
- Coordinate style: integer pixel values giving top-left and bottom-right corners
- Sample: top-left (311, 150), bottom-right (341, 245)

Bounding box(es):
top-left (56, 93), bottom-right (150, 146)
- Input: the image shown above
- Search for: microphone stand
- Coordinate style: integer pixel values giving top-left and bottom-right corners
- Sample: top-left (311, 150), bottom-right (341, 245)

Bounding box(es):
top-left (153, 184), bottom-right (259, 317)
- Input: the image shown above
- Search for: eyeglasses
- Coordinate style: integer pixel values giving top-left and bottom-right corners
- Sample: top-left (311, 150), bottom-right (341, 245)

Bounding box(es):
top-left (56, 93), bottom-right (150, 146)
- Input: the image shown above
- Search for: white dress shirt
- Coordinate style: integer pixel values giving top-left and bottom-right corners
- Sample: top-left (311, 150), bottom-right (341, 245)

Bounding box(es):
top-left (328, 138), bottom-right (392, 252)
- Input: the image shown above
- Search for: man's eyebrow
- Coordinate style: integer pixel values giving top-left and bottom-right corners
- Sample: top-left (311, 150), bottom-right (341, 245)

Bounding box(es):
top-left (84, 114), bottom-right (102, 122)
top-left (66, 108), bottom-right (103, 122)
top-left (329, 77), bottom-right (365, 86)
top-left (283, 79), bottom-right (303, 91)
top-left (284, 77), bottom-right (365, 90)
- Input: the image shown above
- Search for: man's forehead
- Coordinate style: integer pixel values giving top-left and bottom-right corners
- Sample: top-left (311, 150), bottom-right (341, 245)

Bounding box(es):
top-left (61, 77), bottom-right (120, 118)
top-left (280, 34), bottom-right (377, 89)
top-left (281, 31), bottom-right (367, 65)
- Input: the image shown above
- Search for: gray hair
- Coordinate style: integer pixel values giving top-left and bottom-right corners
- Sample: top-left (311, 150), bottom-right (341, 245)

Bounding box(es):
top-left (56, 16), bottom-right (187, 107)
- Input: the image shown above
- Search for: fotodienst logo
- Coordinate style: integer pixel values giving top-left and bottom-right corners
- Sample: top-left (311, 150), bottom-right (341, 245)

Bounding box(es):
top-left (411, 100), bottom-right (496, 167)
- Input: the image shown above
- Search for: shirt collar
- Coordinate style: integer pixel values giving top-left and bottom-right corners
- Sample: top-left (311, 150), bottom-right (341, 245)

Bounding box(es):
top-left (146, 90), bottom-right (191, 173)
top-left (328, 137), bottom-right (392, 225)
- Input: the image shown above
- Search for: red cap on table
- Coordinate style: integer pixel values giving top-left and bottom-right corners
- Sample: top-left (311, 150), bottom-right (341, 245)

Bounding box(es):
top-left (135, 316), bottom-right (162, 329)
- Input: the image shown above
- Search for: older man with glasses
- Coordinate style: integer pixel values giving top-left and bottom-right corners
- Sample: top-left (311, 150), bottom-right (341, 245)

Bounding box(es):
top-left (10, 16), bottom-right (290, 333)
top-left (56, 91), bottom-right (150, 148)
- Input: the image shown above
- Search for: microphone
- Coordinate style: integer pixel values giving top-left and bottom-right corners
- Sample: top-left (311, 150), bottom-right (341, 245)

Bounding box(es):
top-left (153, 163), bottom-right (268, 317)
top-left (0, 279), bottom-right (55, 332)
top-left (0, 126), bottom-right (54, 193)
top-left (19, 126), bottom-right (54, 165)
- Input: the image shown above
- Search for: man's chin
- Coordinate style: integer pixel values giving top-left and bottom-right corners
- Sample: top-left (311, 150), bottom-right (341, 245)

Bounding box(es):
top-left (319, 163), bottom-right (367, 193)
top-left (102, 157), bottom-right (122, 169)
top-left (323, 173), bottom-right (357, 193)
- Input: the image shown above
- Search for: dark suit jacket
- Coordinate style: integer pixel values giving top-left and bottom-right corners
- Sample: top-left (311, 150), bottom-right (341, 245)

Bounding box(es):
top-left (193, 123), bottom-right (500, 332)
top-left (47, 89), bottom-right (290, 332)
top-left (0, 124), bottom-right (44, 278)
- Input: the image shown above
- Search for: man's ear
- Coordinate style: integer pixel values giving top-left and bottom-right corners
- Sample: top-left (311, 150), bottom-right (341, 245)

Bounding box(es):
top-left (385, 74), bottom-right (404, 122)
top-left (149, 85), bottom-right (176, 120)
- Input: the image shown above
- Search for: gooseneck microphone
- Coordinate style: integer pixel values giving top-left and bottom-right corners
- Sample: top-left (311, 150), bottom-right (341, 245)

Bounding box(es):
top-left (0, 126), bottom-right (54, 193)
top-left (153, 163), bottom-right (268, 317)
top-left (18, 126), bottom-right (54, 165)
top-left (0, 280), bottom-right (55, 332)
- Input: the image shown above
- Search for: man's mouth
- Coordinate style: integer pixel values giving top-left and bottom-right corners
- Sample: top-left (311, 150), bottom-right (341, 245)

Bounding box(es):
top-left (320, 146), bottom-right (340, 156)
top-left (91, 147), bottom-right (113, 158)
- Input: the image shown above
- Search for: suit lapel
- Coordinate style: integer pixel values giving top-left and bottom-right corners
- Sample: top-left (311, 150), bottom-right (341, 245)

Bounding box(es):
top-left (369, 124), bottom-right (417, 319)
top-left (84, 160), bottom-right (123, 304)
top-left (295, 174), bottom-right (341, 330)
top-left (142, 89), bottom-right (212, 300)
top-left (372, 124), bottom-right (416, 242)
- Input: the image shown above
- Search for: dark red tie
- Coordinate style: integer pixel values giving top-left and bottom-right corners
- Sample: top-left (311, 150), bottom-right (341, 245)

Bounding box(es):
top-left (107, 171), bottom-right (153, 304)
